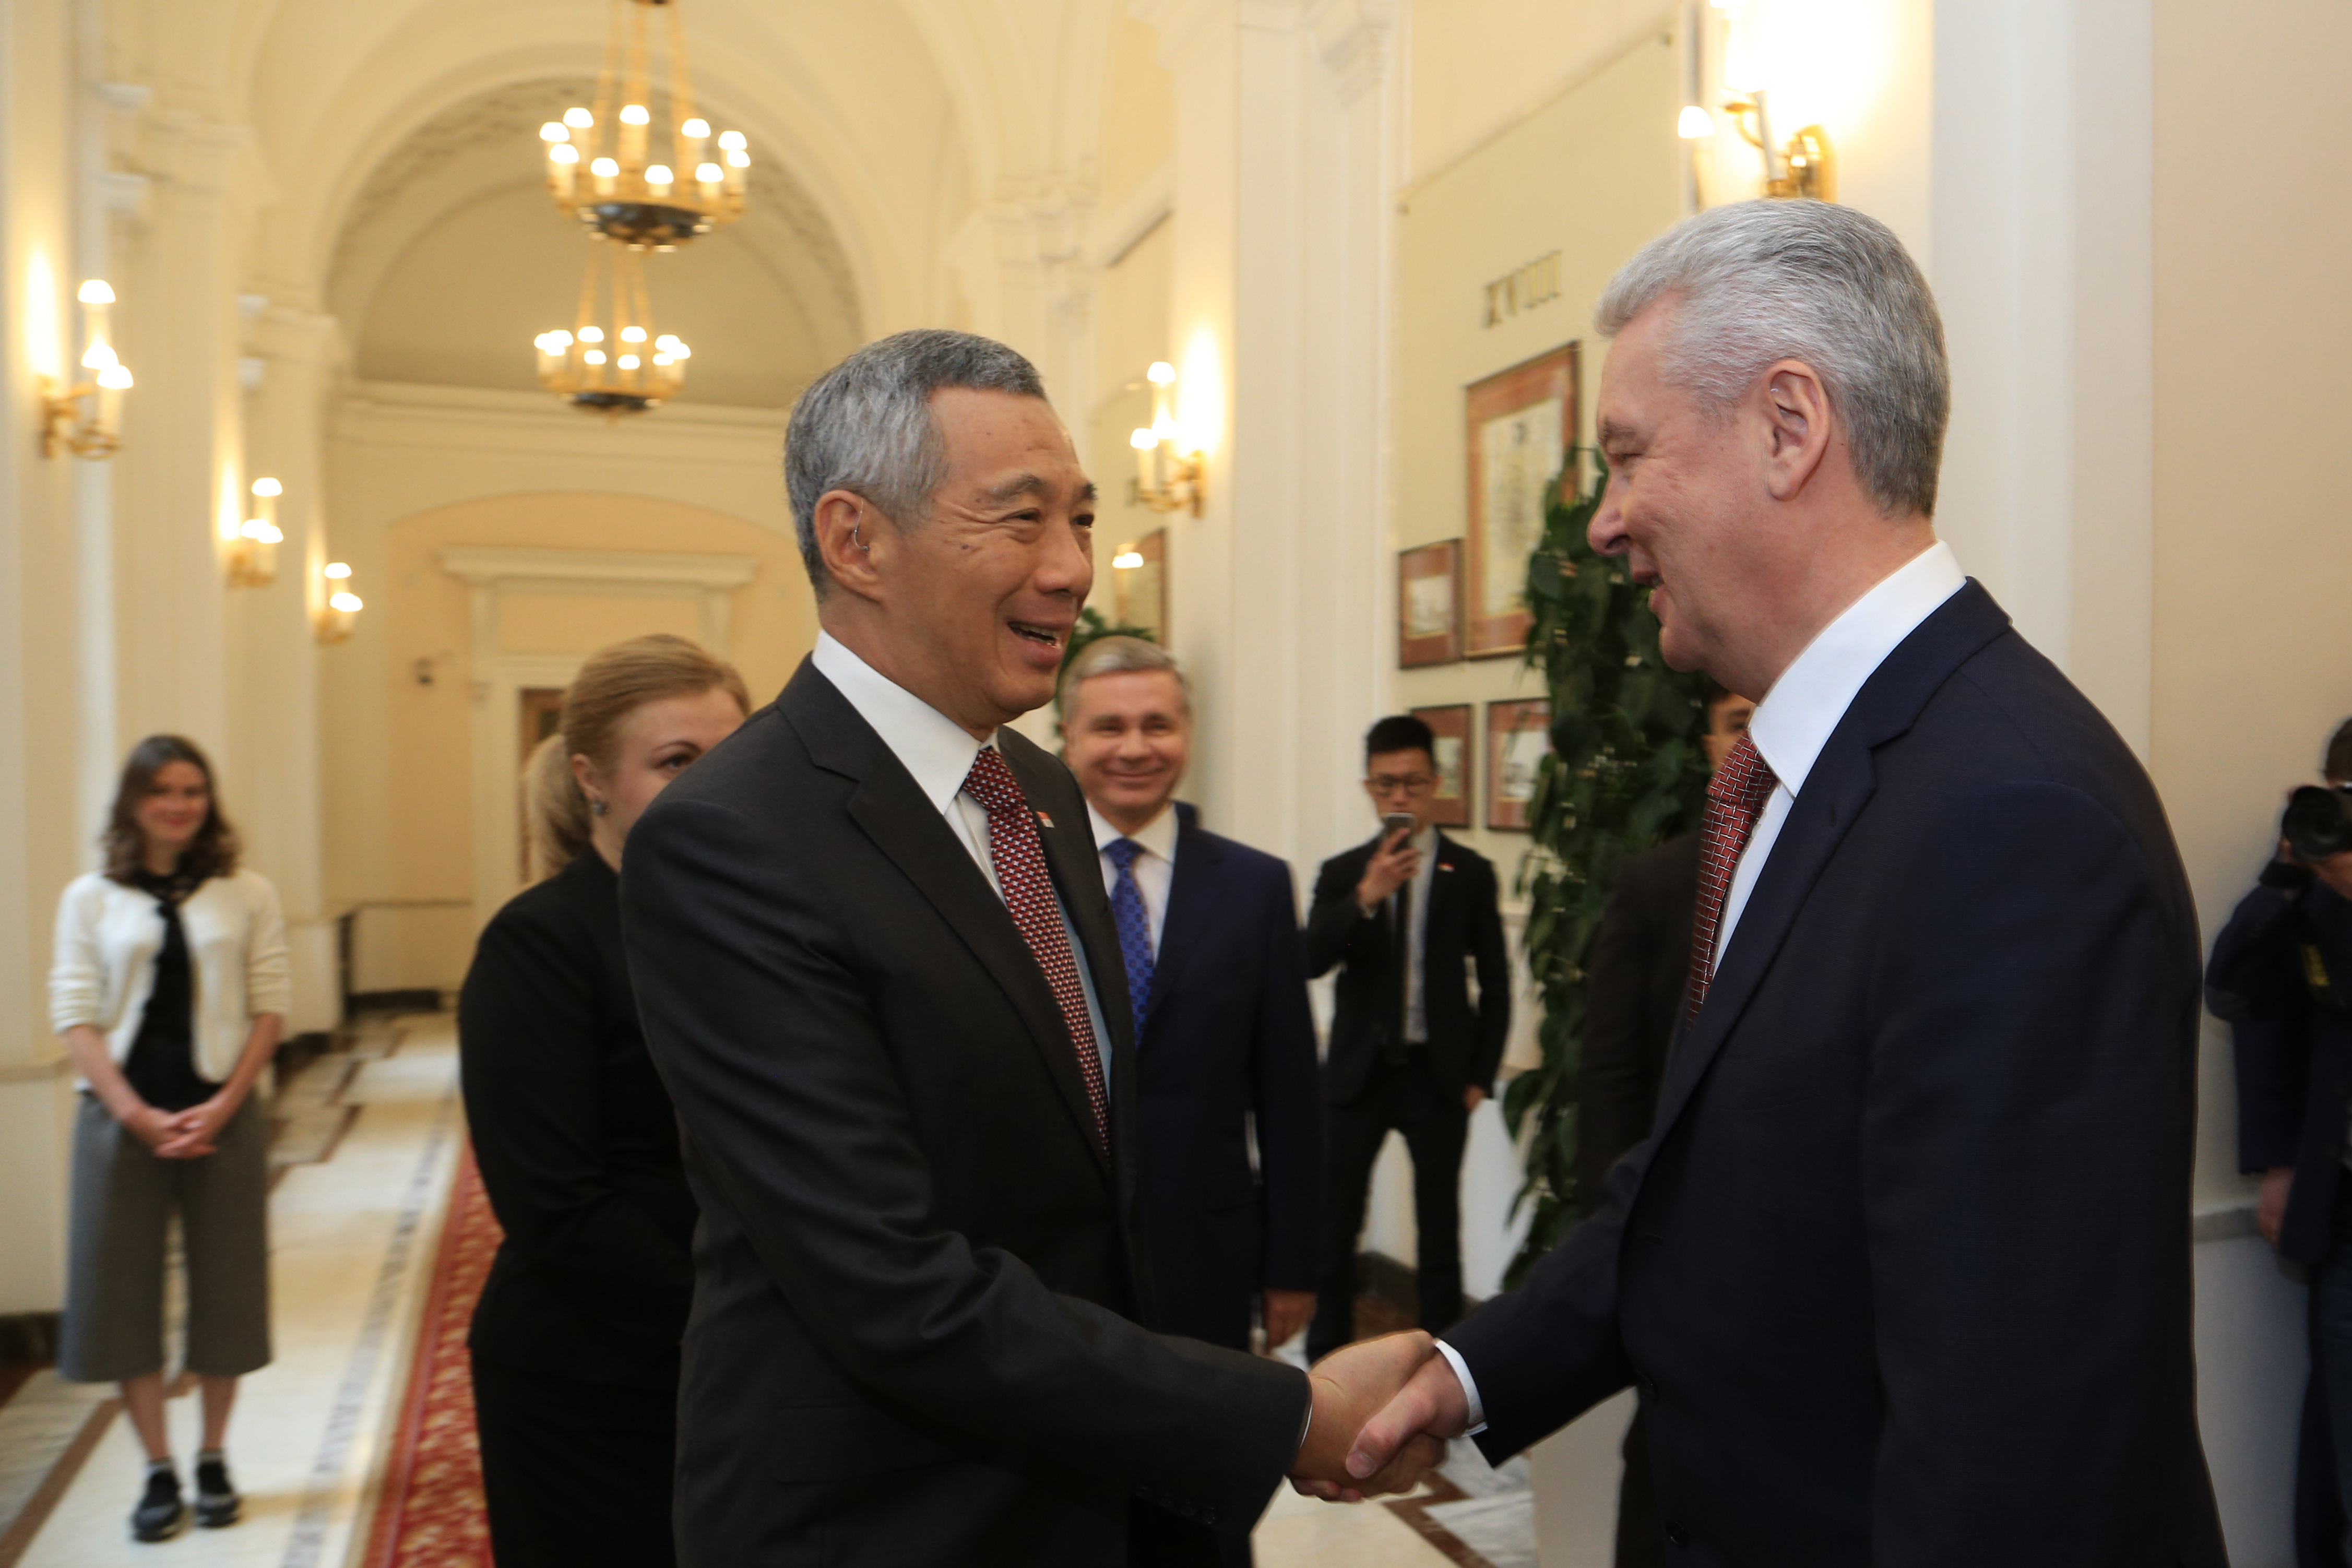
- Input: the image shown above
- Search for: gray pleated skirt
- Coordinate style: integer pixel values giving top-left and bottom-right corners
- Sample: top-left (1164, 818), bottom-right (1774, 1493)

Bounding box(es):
top-left (57, 1094), bottom-right (271, 1383)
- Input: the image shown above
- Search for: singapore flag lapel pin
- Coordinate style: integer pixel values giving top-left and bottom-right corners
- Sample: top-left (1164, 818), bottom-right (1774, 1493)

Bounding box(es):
top-left (1036, 810), bottom-right (1054, 828)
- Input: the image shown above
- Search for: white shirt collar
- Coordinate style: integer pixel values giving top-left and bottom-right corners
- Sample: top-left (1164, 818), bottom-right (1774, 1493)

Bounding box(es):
top-left (812, 631), bottom-right (994, 812)
top-left (1745, 541), bottom-right (1966, 798)
top-left (1087, 801), bottom-right (1180, 865)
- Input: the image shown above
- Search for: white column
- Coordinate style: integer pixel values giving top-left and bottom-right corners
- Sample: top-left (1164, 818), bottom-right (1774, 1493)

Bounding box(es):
top-left (109, 112), bottom-right (252, 767)
top-left (1930, 0), bottom-right (2153, 755)
top-left (1134, 0), bottom-right (1400, 872)
top-left (947, 193), bottom-right (1100, 446)
top-left (233, 308), bottom-right (342, 1035)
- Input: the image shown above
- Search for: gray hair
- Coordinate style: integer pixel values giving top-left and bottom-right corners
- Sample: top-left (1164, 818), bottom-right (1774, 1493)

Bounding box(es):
top-left (783, 329), bottom-right (1048, 594)
top-left (1596, 199), bottom-right (1949, 518)
top-left (1059, 635), bottom-right (1190, 718)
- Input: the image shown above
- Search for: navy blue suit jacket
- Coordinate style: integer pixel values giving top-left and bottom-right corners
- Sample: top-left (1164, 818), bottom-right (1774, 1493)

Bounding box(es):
top-left (2207, 863), bottom-right (2352, 1266)
top-left (1131, 804), bottom-right (1324, 1348)
top-left (1446, 582), bottom-right (2225, 1567)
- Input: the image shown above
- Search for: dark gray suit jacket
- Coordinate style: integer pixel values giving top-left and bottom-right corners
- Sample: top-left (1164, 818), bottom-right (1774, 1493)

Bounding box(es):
top-left (622, 661), bottom-right (1306, 1567)
top-left (1447, 584), bottom-right (2226, 1567)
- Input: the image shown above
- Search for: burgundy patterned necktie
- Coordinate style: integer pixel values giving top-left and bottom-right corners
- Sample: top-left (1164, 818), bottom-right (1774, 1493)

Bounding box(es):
top-left (1685, 733), bottom-right (1780, 1026)
top-left (960, 746), bottom-right (1109, 1147)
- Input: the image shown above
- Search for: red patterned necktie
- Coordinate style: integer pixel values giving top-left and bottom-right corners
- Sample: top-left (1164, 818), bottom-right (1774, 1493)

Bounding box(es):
top-left (1685, 733), bottom-right (1780, 1026)
top-left (960, 746), bottom-right (1109, 1147)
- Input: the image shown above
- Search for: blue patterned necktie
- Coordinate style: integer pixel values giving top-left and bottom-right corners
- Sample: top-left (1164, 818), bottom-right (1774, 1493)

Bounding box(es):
top-left (1105, 838), bottom-right (1155, 1041)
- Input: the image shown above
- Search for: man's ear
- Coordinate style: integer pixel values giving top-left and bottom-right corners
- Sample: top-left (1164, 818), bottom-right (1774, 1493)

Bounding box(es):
top-left (813, 490), bottom-right (887, 603)
top-left (1758, 361), bottom-right (1833, 502)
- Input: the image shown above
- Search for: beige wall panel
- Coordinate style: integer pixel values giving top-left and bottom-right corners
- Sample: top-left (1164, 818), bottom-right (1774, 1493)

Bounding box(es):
top-left (2152, 0), bottom-right (2352, 1205)
top-left (1390, 30), bottom-right (1683, 878)
top-left (1099, 16), bottom-right (1177, 211)
top-left (1407, 0), bottom-right (1671, 184)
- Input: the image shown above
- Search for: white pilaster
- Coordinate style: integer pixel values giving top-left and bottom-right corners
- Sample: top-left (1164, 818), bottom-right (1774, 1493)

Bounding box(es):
top-left (1134, 0), bottom-right (1400, 873)
top-left (1931, 0), bottom-right (2154, 755)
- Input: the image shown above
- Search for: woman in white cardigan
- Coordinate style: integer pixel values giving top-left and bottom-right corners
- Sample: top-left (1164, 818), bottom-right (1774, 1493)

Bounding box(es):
top-left (49, 735), bottom-right (288, 1544)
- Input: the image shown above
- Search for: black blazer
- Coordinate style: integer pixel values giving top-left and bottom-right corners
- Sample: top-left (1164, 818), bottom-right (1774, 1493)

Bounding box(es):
top-left (1133, 805), bottom-right (1323, 1348)
top-left (2207, 862), bottom-right (2352, 1266)
top-left (458, 850), bottom-right (696, 1389)
top-left (1576, 831), bottom-right (1699, 1217)
top-left (1445, 583), bottom-right (2226, 1567)
top-left (621, 662), bottom-right (1306, 1568)
top-left (1305, 832), bottom-right (1511, 1104)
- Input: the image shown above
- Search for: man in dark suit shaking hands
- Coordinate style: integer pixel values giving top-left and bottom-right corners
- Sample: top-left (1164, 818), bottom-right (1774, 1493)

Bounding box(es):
top-left (1304, 714), bottom-right (1511, 1362)
top-left (622, 331), bottom-right (1436, 1567)
top-left (1320, 202), bottom-right (2228, 1565)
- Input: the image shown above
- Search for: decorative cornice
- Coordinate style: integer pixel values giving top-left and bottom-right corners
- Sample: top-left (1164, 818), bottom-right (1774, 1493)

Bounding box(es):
top-left (437, 545), bottom-right (757, 592)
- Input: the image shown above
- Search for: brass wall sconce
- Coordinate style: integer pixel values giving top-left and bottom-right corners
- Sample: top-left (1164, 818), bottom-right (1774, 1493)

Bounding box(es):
top-left (41, 280), bottom-right (133, 459)
top-left (229, 477), bottom-right (283, 587)
top-left (1718, 89), bottom-right (1835, 202)
top-left (1128, 361), bottom-right (1205, 517)
top-left (317, 561), bottom-right (363, 645)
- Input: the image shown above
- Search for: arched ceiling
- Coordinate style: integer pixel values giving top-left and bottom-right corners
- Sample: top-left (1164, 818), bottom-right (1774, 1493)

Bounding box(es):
top-left (327, 78), bottom-right (862, 409)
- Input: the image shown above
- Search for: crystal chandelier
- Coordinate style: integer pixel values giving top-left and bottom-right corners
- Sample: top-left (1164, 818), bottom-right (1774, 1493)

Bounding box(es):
top-left (538, 0), bottom-right (749, 250)
top-left (533, 243), bottom-right (692, 414)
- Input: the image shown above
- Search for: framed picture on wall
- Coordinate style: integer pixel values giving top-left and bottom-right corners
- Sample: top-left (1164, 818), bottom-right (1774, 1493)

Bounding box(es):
top-left (1486, 697), bottom-right (1553, 831)
top-left (1397, 540), bottom-right (1464, 667)
top-left (1109, 528), bottom-right (1167, 643)
top-left (1464, 343), bottom-right (1579, 657)
top-left (1410, 703), bottom-right (1473, 827)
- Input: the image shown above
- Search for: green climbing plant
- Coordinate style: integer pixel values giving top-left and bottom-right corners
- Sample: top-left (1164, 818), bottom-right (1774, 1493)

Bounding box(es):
top-left (1500, 450), bottom-right (1714, 1287)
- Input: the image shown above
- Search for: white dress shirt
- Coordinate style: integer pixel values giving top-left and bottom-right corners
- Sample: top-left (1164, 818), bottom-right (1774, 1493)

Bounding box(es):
top-left (1087, 802), bottom-right (1178, 956)
top-left (812, 631), bottom-right (1115, 1084)
top-left (1435, 539), bottom-right (1966, 1433)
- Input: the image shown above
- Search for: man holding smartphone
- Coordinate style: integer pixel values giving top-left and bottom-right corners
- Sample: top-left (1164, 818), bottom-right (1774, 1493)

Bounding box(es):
top-left (1305, 715), bottom-right (1512, 1362)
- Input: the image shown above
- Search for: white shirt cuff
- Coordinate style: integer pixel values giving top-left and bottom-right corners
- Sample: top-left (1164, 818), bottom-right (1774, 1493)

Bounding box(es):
top-left (1433, 1339), bottom-right (1487, 1435)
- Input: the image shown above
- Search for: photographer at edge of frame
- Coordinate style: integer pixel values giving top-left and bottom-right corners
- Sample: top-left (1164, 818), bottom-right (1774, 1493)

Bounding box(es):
top-left (2206, 717), bottom-right (2352, 1563)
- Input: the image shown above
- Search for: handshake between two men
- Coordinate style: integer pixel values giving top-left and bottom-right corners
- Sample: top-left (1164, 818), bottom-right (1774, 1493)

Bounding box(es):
top-left (1287, 1331), bottom-right (1467, 1503)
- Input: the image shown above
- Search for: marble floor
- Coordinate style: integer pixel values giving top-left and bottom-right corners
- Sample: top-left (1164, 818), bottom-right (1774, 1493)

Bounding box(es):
top-left (0, 1015), bottom-right (1536, 1567)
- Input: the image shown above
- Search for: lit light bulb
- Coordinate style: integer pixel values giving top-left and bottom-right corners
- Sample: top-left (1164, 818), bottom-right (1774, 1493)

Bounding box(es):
top-left (1151, 413), bottom-right (1180, 441)
top-left (668, 342), bottom-right (690, 360)
top-left (240, 520), bottom-right (283, 543)
top-left (1678, 105), bottom-right (1715, 139)
top-left (620, 104), bottom-right (650, 126)
top-left (646, 164), bottom-right (673, 185)
top-left (540, 122), bottom-right (570, 142)
top-left (620, 325), bottom-right (647, 343)
top-left (78, 280), bottom-right (116, 305)
top-left (329, 591), bottom-right (362, 613)
top-left (1147, 361), bottom-right (1175, 385)
top-left (591, 158), bottom-right (619, 177)
top-left (1112, 551), bottom-right (1145, 569)
top-left (251, 477), bottom-right (282, 498)
top-left (564, 107), bottom-right (593, 128)
top-left (324, 562), bottom-right (352, 579)
top-left (655, 334), bottom-right (682, 351)
top-left (96, 364), bottom-right (132, 390)
top-left (619, 354), bottom-right (641, 370)
top-left (579, 326), bottom-right (605, 343)
top-left (724, 149), bottom-right (749, 168)
top-left (717, 130), bottom-right (747, 150)
top-left (550, 145), bottom-right (580, 166)
top-left (81, 341), bottom-right (118, 371)
top-left (652, 353), bottom-right (673, 366)
top-left (585, 350), bottom-right (608, 366)
top-left (1130, 427), bottom-right (1157, 451)
top-left (682, 118), bottom-right (710, 138)
top-left (695, 162), bottom-right (722, 182)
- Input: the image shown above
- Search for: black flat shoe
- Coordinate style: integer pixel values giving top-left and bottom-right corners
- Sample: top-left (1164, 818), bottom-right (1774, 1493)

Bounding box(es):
top-left (132, 1468), bottom-right (185, 1542)
top-left (194, 1455), bottom-right (240, 1528)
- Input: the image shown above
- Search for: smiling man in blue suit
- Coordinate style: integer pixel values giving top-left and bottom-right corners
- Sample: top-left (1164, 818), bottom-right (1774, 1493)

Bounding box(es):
top-left (1059, 636), bottom-right (1323, 1364)
top-left (1315, 200), bottom-right (2228, 1566)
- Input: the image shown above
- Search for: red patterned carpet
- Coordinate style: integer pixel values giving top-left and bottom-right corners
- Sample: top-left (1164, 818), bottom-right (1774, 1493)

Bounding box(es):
top-left (361, 1143), bottom-right (503, 1568)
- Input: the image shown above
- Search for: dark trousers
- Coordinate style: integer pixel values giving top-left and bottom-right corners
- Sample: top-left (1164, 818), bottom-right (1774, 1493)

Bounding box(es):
top-left (1308, 1053), bottom-right (1469, 1360)
top-left (472, 1357), bottom-right (679, 1568)
top-left (2313, 1187), bottom-right (2352, 1565)
top-left (1615, 1407), bottom-right (1664, 1568)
